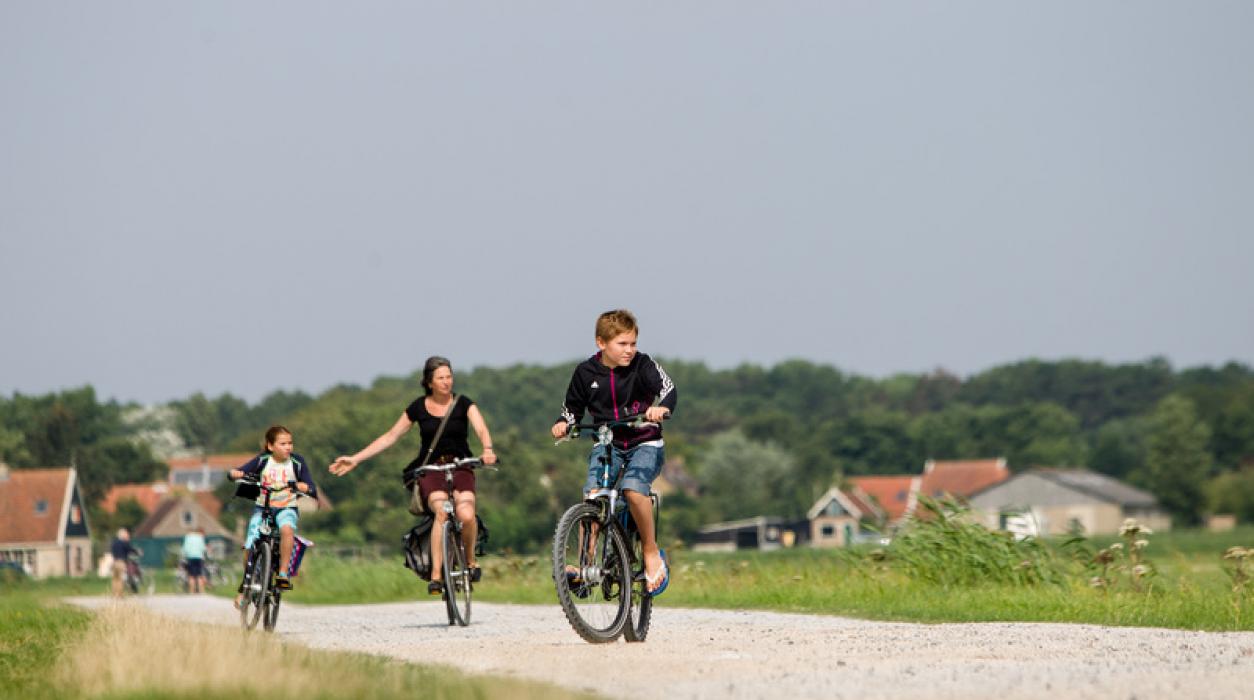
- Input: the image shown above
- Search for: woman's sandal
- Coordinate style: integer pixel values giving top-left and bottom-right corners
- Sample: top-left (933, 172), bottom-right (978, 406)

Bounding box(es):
top-left (469, 566), bottom-right (482, 583)
top-left (428, 580), bottom-right (444, 596)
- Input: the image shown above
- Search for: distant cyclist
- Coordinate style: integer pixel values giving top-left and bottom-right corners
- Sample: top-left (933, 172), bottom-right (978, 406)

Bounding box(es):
top-left (330, 356), bottom-right (497, 596)
top-left (181, 527), bottom-right (207, 594)
top-left (551, 309), bottom-right (677, 595)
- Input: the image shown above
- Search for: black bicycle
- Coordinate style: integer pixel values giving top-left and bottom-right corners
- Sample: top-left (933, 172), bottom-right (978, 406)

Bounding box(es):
top-left (553, 417), bottom-right (661, 644)
top-left (232, 477), bottom-right (301, 632)
top-left (405, 457), bottom-right (495, 627)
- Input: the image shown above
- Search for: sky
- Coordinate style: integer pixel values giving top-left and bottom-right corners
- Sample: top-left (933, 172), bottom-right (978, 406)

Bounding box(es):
top-left (2, 2), bottom-right (1252, 405)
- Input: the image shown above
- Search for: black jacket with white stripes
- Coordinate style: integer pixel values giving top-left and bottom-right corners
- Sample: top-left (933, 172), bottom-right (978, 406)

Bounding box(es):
top-left (555, 352), bottom-right (677, 449)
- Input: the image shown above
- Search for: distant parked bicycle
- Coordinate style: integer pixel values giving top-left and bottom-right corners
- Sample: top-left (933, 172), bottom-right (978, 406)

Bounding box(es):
top-left (123, 551), bottom-right (154, 596)
top-left (553, 416), bottom-right (661, 644)
top-left (405, 457), bottom-right (496, 626)
top-left (231, 476), bottom-right (305, 632)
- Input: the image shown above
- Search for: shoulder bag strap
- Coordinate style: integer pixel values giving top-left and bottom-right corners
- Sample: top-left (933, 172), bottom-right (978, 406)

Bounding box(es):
top-left (420, 394), bottom-right (460, 467)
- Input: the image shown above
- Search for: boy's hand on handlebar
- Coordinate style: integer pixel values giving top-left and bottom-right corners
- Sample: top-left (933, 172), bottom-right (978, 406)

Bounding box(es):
top-left (296, 482), bottom-right (310, 494)
top-left (228, 469), bottom-right (244, 481)
top-left (329, 456), bottom-right (357, 476)
top-left (644, 406), bottom-right (670, 423)
top-left (551, 422), bottom-right (569, 439)
top-left (482, 451), bottom-right (498, 466)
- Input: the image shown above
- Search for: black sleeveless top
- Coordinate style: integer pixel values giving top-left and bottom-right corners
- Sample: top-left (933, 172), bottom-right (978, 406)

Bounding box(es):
top-left (404, 395), bottom-right (475, 469)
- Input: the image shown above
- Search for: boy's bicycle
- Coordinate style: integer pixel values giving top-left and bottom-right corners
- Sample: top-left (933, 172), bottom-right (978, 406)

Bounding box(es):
top-left (232, 476), bottom-right (301, 632)
top-left (405, 457), bottom-right (496, 627)
top-left (553, 416), bottom-right (661, 644)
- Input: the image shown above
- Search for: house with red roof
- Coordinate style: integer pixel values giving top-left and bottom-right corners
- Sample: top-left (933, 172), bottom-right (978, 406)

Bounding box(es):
top-left (102, 482), bottom-right (224, 519)
top-left (167, 453), bottom-right (255, 492)
top-left (919, 458), bottom-right (1011, 501)
top-left (847, 475), bottom-right (921, 525)
top-left (806, 485), bottom-right (886, 547)
top-left (0, 464), bottom-right (93, 578)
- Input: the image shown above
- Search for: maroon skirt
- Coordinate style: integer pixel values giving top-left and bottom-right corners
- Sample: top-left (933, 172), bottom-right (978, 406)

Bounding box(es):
top-left (417, 466), bottom-right (476, 504)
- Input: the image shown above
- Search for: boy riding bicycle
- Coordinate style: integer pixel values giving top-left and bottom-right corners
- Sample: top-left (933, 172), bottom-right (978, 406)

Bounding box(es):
top-left (551, 309), bottom-right (677, 595)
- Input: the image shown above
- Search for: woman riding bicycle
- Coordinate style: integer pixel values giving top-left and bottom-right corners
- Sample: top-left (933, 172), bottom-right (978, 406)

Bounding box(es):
top-left (330, 355), bottom-right (497, 596)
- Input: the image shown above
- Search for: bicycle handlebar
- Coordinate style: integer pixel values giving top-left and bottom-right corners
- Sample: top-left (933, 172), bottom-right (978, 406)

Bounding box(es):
top-left (556, 414), bottom-right (668, 444)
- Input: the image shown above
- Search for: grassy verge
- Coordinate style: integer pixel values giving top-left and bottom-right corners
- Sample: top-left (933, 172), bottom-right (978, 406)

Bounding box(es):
top-left (0, 578), bottom-right (596, 700)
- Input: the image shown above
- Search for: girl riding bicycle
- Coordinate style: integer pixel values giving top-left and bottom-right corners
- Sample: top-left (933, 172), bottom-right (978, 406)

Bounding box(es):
top-left (551, 309), bottom-right (677, 595)
top-left (230, 426), bottom-right (316, 608)
top-left (330, 356), bottom-right (497, 596)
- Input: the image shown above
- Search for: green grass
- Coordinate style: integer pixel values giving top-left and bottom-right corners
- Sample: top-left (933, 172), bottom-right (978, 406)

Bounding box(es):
top-left (0, 589), bottom-right (93, 699)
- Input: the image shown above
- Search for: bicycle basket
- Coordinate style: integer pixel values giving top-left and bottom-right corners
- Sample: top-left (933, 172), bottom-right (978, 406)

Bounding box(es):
top-left (233, 481), bottom-right (260, 500)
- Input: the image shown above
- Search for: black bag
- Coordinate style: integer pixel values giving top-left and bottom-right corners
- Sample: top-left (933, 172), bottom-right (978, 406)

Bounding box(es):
top-left (474, 514), bottom-right (489, 557)
top-left (402, 514), bottom-right (436, 581)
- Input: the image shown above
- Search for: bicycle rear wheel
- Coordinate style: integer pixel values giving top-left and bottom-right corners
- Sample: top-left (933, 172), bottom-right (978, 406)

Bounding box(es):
top-left (443, 521), bottom-right (471, 626)
top-left (240, 542), bottom-right (270, 631)
top-left (623, 528), bottom-right (653, 642)
top-left (553, 503), bottom-right (631, 643)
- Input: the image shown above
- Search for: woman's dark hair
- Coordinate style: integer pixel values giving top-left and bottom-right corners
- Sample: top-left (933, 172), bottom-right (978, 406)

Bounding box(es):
top-left (421, 356), bottom-right (453, 395)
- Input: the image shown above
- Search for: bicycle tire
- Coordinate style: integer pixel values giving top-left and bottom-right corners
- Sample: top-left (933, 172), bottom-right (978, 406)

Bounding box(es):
top-left (553, 503), bottom-right (631, 643)
top-left (623, 528), bottom-right (653, 642)
top-left (443, 521), bottom-right (471, 626)
top-left (264, 590), bottom-right (282, 632)
top-left (240, 542), bottom-right (270, 631)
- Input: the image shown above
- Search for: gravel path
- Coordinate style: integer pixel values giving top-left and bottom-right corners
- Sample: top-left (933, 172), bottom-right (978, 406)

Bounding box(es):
top-left (69, 595), bottom-right (1254, 699)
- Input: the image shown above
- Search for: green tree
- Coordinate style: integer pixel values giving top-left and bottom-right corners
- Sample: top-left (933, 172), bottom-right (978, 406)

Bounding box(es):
top-left (1138, 394), bottom-right (1212, 525)
top-left (696, 431), bottom-right (800, 520)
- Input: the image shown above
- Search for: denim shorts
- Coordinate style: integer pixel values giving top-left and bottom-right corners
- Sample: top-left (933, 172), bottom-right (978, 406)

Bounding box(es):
top-left (243, 506), bottom-right (299, 549)
top-left (585, 443), bottom-right (664, 497)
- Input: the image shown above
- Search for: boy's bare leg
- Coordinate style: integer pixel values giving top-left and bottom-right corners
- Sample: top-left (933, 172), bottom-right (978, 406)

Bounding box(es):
top-left (624, 489), bottom-right (664, 591)
top-left (455, 492), bottom-right (477, 568)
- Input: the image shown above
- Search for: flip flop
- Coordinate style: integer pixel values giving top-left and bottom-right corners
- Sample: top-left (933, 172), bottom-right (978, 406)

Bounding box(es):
top-left (645, 549), bottom-right (669, 598)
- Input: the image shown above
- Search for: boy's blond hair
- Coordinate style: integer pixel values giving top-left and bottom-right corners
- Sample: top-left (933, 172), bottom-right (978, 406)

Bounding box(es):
top-left (596, 309), bottom-right (638, 341)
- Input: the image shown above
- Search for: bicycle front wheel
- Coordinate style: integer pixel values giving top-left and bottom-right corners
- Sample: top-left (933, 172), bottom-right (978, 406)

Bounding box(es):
top-left (240, 542), bottom-right (270, 631)
top-left (443, 521), bottom-right (471, 626)
top-left (263, 590), bottom-right (282, 632)
top-left (553, 503), bottom-right (631, 644)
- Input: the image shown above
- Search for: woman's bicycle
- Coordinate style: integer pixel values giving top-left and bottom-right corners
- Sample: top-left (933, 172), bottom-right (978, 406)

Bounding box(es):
top-left (405, 457), bottom-right (496, 627)
top-left (232, 476), bottom-right (301, 632)
top-left (553, 416), bottom-right (661, 644)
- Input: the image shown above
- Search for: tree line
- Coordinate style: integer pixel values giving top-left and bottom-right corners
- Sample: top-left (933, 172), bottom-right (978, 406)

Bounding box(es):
top-left (2, 357), bottom-right (1252, 553)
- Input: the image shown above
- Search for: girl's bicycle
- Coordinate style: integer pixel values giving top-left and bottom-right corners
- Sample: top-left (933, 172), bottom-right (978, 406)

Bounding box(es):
top-left (405, 457), bottom-right (495, 627)
top-left (553, 416), bottom-right (661, 644)
top-left (232, 477), bottom-right (302, 632)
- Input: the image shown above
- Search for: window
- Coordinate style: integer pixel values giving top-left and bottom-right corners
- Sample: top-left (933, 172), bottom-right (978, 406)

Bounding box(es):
top-left (34, 500), bottom-right (48, 515)
top-left (71, 506), bottom-right (82, 524)
top-left (821, 525), bottom-right (835, 537)
top-left (896, 490), bottom-right (906, 502)
top-left (181, 511), bottom-right (194, 527)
